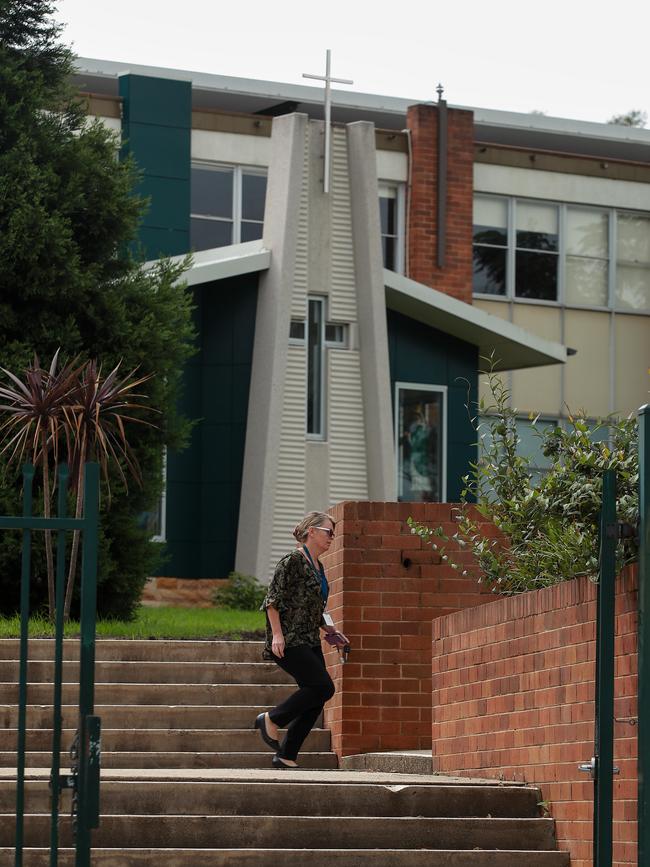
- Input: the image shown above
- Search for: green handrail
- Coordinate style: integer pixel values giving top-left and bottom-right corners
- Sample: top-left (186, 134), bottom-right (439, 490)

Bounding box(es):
top-left (49, 465), bottom-right (69, 865)
top-left (14, 465), bottom-right (34, 867)
top-left (594, 468), bottom-right (616, 867)
top-left (74, 462), bottom-right (101, 866)
top-left (639, 405), bottom-right (650, 867)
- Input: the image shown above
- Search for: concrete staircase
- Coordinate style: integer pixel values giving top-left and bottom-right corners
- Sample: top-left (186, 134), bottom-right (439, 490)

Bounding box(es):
top-left (0, 638), bottom-right (334, 770)
top-left (0, 638), bottom-right (570, 865)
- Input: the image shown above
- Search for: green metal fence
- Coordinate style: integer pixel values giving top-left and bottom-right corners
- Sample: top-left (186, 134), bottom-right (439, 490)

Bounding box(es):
top-left (1, 462), bottom-right (100, 867)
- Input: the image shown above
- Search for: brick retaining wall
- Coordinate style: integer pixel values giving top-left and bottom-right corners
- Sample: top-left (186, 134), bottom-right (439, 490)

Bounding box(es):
top-left (142, 577), bottom-right (227, 607)
top-left (321, 500), bottom-right (494, 756)
top-left (431, 566), bottom-right (638, 867)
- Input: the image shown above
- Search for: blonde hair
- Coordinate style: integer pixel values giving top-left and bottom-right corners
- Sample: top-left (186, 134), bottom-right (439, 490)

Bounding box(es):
top-left (292, 511), bottom-right (336, 542)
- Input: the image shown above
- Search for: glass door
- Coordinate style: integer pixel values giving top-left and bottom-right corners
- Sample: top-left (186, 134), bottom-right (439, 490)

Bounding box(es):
top-left (395, 383), bottom-right (446, 502)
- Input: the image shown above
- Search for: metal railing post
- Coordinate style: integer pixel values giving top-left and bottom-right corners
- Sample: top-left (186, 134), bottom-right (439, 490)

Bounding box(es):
top-left (75, 463), bottom-right (100, 867)
top-left (638, 405), bottom-right (650, 867)
top-left (14, 465), bottom-right (34, 867)
top-left (594, 468), bottom-right (617, 867)
top-left (49, 465), bottom-right (69, 866)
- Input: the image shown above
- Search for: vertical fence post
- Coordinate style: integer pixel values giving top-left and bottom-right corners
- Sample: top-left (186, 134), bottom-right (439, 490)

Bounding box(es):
top-left (75, 463), bottom-right (100, 867)
top-left (14, 465), bottom-right (34, 867)
top-left (49, 465), bottom-right (69, 866)
top-left (638, 405), bottom-right (650, 867)
top-left (594, 468), bottom-right (617, 867)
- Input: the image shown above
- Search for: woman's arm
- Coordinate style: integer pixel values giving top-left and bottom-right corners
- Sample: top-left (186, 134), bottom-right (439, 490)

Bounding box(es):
top-left (266, 605), bottom-right (285, 658)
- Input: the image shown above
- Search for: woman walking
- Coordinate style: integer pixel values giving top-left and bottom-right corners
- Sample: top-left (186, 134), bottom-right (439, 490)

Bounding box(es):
top-left (254, 511), bottom-right (347, 768)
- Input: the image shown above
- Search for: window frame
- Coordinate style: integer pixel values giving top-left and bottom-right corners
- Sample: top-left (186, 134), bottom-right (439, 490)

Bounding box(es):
top-left (379, 181), bottom-right (406, 274)
top-left (190, 162), bottom-right (267, 250)
top-left (149, 447), bottom-right (167, 543)
top-left (394, 381), bottom-right (447, 503)
top-left (306, 296), bottom-right (327, 441)
top-left (472, 195), bottom-right (650, 315)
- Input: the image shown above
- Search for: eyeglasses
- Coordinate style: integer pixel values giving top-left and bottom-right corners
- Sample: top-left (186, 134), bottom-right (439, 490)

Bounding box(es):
top-left (315, 526), bottom-right (335, 538)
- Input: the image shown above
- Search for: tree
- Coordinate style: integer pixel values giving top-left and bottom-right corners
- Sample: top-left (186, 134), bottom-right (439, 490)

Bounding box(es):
top-left (607, 110), bottom-right (647, 128)
top-left (0, 1), bottom-right (196, 619)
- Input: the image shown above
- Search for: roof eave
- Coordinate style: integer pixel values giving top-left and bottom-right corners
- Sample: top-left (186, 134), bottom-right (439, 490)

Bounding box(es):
top-left (144, 239), bottom-right (271, 285)
top-left (383, 269), bottom-right (568, 372)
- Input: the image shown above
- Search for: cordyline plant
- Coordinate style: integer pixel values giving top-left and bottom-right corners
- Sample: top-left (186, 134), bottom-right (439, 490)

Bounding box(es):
top-left (0, 351), bottom-right (79, 614)
top-left (0, 351), bottom-right (157, 619)
top-left (408, 358), bottom-right (639, 596)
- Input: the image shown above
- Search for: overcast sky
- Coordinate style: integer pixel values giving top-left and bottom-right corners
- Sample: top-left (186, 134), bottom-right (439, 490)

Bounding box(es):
top-left (55, 0), bottom-right (649, 125)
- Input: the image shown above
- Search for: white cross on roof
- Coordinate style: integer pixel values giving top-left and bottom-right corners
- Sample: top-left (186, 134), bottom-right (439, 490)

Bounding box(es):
top-left (303, 50), bottom-right (354, 194)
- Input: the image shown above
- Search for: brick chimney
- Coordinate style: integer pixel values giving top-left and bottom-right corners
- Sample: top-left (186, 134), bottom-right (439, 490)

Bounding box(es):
top-left (406, 103), bottom-right (474, 304)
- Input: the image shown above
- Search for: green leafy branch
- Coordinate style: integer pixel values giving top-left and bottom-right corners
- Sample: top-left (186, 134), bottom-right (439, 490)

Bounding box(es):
top-left (409, 357), bottom-right (639, 595)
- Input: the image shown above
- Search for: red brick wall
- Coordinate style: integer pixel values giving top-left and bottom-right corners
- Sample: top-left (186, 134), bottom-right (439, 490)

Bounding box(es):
top-left (431, 566), bottom-right (638, 867)
top-left (406, 104), bottom-right (474, 304)
top-left (321, 500), bottom-right (494, 757)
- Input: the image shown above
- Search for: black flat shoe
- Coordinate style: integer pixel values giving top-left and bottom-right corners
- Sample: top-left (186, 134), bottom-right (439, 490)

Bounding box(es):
top-left (272, 755), bottom-right (298, 769)
top-left (254, 712), bottom-right (280, 751)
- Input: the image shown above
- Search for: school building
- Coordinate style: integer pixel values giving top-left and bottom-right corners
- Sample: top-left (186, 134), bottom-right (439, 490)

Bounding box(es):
top-left (74, 57), bottom-right (650, 581)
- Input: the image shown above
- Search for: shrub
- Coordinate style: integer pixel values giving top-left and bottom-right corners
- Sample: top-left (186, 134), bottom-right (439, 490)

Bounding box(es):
top-left (409, 360), bottom-right (639, 595)
top-left (213, 572), bottom-right (267, 611)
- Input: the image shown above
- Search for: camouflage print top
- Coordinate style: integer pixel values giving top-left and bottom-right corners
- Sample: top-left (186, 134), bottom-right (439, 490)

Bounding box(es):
top-left (261, 549), bottom-right (326, 659)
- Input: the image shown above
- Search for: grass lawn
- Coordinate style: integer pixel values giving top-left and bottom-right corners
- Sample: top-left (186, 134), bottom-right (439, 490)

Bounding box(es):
top-left (0, 606), bottom-right (266, 640)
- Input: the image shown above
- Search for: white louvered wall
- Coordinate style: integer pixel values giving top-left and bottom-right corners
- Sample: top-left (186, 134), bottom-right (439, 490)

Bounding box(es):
top-left (268, 122), bottom-right (370, 572)
top-left (328, 126), bottom-right (369, 504)
top-left (329, 127), bottom-right (358, 323)
top-left (269, 128), bottom-right (309, 576)
top-left (269, 345), bottom-right (307, 573)
top-left (291, 125), bottom-right (310, 321)
top-left (329, 350), bottom-right (369, 503)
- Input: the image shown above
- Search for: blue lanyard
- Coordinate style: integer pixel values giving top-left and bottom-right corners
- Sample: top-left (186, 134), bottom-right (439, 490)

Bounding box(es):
top-left (302, 546), bottom-right (329, 603)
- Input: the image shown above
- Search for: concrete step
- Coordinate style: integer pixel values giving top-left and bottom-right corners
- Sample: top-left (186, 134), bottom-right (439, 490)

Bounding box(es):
top-left (0, 639), bottom-right (265, 663)
top-left (1, 682), bottom-right (293, 705)
top-left (0, 751), bottom-right (337, 769)
top-left (0, 779), bottom-right (544, 818)
top-left (1, 704), bottom-right (288, 729)
top-left (0, 728), bottom-right (331, 752)
top-left (342, 751), bottom-right (433, 774)
top-left (2, 814), bottom-right (558, 850)
top-left (2, 848), bottom-right (571, 866)
top-left (0, 659), bottom-right (291, 684)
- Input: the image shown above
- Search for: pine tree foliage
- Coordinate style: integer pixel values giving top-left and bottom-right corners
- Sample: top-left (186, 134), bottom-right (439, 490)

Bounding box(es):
top-left (0, 1), bottom-right (196, 618)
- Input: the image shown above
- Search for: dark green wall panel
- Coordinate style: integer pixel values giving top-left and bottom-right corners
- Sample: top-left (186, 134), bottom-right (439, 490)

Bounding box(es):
top-left (119, 74), bottom-right (191, 260)
top-left (133, 176), bottom-right (190, 231)
top-left (137, 227), bottom-right (189, 259)
top-left (125, 123), bottom-right (190, 179)
top-left (387, 310), bottom-right (478, 502)
top-left (161, 274), bottom-right (259, 579)
top-left (119, 75), bottom-right (191, 128)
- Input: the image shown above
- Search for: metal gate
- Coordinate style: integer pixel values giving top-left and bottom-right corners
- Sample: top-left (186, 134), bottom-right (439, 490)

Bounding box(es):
top-left (2, 462), bottom-right (101, 867)
top-left (579, 404), bottom-right (649, 867)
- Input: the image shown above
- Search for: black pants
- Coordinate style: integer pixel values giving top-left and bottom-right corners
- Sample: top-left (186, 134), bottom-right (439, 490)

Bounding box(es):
top-left (268, 644), bottom-right (335, 761)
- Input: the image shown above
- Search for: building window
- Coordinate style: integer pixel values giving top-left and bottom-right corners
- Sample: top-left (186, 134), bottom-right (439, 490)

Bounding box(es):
top-left (324, 322), bottom-right (348, 348)
top-left (395, 383), bottom-right (446, 503)
top-left (307, 298), bottom-right (325, 438)
top-left (514, 201), bottom-right (559, 301)
top-left (138, 448), bottom-right (167, 542)
top-left (616, 213), bottom-right (650, 311)
top-left (566, 207), bottom-right (609, 307)
top-left (190, 165), bottom-right (267, 252)
top-left (290, 302), bottom-right (351, 439)
top-left (473, 195), bottom-right (650, 313)
top-left (472, 197), bottom-right (508, 296)
top-left (379, 183), bottom-right (405, 273)
top-left (289, 320), bottom-right (306, 342)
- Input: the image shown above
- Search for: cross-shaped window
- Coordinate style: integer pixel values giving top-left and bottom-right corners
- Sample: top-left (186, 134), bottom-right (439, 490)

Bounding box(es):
top-left (289, 297), bottom-right (350, 439)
